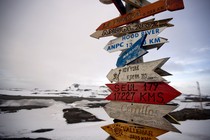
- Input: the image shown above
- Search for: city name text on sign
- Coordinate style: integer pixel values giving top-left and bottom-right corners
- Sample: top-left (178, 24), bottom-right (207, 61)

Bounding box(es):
top-left (96, 0), bottom-right (184, 30)
top-left (104, 26), bottom-right (168, 53)
top-left (116, 34), bottom-right (147, 67)
top-left (102, 122), bottom-right (168, 140)
top-left (90, 18), bottom-right (173, 39)
top-left (105, 82), bottom-right (181, 104)
top-left (107, 57), bottom-right (170, 83)
top-left (104, 101), bottom-right (180, 132)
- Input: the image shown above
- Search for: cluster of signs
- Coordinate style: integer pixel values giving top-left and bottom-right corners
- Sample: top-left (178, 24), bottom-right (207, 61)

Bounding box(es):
top-left (91, 0), bottom-right (184, 139)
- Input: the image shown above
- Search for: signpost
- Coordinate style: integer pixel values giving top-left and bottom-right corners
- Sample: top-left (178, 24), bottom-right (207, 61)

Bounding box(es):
top-left (105, 82), bottom-right (181, 104)
top-left (104, 101), bottom-right (180, 132)
top-left (104, 26), bottom-right (168, 53)
top-left (116, 34), bottom-right (147, 67)
top-left (96, 0), bottom-right (184, 30)
top-left (107, 57), bottom-right (170, 83)
top-left (93, 0), bottom-right (185, 138)
top-left (101, 122), bottom-right (168, 140)
top-left (90, 18), bottom-right (173, 39)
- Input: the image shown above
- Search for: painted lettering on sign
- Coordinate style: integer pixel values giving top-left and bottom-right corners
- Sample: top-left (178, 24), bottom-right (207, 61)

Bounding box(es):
top-left (90, 18), bottom-right (173, 39)
top-left (101, 122), bottom-right (168, 140)
top-left (104, 102), bottom-right (180, 132)
top-left (107, 58), bottom-right (170, 83)
top-left (106, 82), bottom-right (181, 104)
top-left (96, 0), bottom-right (184, 30)
top-left (104, 27), bottom-right (168, 53)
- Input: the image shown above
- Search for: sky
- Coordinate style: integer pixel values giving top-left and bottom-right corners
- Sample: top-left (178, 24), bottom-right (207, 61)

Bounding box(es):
top-left (0, 0), bottom-right (210, 95)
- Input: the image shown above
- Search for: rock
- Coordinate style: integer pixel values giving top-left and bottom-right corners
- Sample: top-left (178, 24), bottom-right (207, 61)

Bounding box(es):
top-left (63, 108), bottom-right (103, 124)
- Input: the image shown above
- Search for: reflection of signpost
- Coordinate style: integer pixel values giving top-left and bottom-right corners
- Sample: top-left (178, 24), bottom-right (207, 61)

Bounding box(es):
top-left (90, 18), bottom-right (173, 39)
top-left (105, 82), bottom-right (181, 104)
top-left (104, 101), bottom-right (180, 132)
top-left (102, 122), bottom-right (168, 140)
top-left (116, 34), bottom-right (147, 67)
top-left (107, 58), bottom-right (171, 83)
top-left (96, 0), bottom-right (184, 30)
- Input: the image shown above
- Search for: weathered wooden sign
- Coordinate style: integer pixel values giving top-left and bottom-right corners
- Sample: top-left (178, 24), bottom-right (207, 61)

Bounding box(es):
top-left (102, 122), bottom-right (168, 140)
top-left (104, 101), bottom-right (180, 132)
top-left (107, 57), bottom-right (170, 83)
top-left (105, 82), bottom-right (181, 104)
top-left (104, 26), bottom-right (168, 53)
top-left (116, 34), bottom-right (147, 67)
top-left (112, 0), bottom-right (126, 15)
top-left (90, 18), bottom-right (173, 39)
top-left (96, 0), bottom-right (184, 30)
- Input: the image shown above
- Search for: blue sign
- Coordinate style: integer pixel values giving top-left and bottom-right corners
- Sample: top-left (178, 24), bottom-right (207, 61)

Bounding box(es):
top-left (116, 34), bottom-right (148, 67)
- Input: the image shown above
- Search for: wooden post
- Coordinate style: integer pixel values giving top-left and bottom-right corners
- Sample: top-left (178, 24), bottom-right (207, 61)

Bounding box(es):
top-left (126, 0), bottom-right (144, 64)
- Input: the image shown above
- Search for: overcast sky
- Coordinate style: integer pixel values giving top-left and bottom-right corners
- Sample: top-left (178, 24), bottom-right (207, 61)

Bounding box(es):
top-left (0, 0), bottom-right (210, 95)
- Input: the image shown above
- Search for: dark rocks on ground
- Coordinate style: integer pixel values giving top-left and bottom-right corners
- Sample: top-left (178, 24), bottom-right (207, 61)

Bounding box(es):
top-left (63, 108), bottom-right (103, 124)
top-left (169, 108), bottom-right (210, 121)
top-left (86, 103), bottom-right (107, 108)
top-left (0, 105), bottom-right (48, 113)
top-left (31, 128), bottom-right (54, 133)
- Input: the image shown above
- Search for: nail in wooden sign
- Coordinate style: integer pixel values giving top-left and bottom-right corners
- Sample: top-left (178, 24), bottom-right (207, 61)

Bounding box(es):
top-left (96, 0), bottom-right (184, 30)
top-left (104, 101), bottom-right (180, 132)
top-left (101, 122), bottom-right (168, 140)
top-left (107, 57), bottom-right (171, 83)
top-left (104, 26), bottom-right (168, 53)
top-left (105, 82), bottom-right (181, 104)
top-left (116, 34), bottom-right (148, 67)
top-left (90, 18), bottom-right (173, 39)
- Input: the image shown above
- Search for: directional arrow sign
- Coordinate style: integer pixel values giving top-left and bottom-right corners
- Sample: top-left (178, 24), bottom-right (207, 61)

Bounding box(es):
top-left (116, 34), bottom-right (147, 67)
top-left (112, 0), bottom-right (126, 15)
top-left (90, 18), bottom-right (173, 39)
top-left (101, 122), bottom-right (168, 140)
top-left (104, 26), bottom-right (168, 53)
top-left (104, 101), bottom-right (180, 133)
top-left (96, 0), bottom-right (184, 30)
top-left (105, 82), bottom-right (181, 104)
top-left (123, 0), bottom-right (151, 8)
top-left (107, 57), bottom-right (170, 83)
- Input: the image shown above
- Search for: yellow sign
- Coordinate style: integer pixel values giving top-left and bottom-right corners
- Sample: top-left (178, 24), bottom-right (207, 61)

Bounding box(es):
top-left (102, 122), bottom-right (168, 140)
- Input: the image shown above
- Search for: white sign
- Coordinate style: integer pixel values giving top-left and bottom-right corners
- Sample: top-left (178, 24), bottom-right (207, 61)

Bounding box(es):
top-left (104, 27), bottom-right (168, 53)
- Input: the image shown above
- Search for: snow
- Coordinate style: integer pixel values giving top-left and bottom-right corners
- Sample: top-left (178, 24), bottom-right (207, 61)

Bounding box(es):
top-left (0, 84), bottom-right (110, 98)
top-left (0, 86), bottom-right (210, 140)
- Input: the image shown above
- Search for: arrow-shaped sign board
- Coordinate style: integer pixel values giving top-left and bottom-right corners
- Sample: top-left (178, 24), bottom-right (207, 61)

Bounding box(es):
top-left (104, 27), bottom-right (168, 53)
top-left (104, 101), bottom-right (180, 132)
top-left (96, 0), bottom-right (184, 30)
top-left (107, 57), bottom-right (170, 83)
top-left (116, 34), bottom-right (148, 67)
top-left (105, 82), bottom-right (181, 104)
top-left (102, 122), bottom-right (168, 140)
top-left (90, 18), bottom-right (173, 39)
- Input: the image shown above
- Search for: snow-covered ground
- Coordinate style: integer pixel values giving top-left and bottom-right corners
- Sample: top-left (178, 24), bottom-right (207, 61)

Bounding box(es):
top-left (0, 84), bottom-right (110, 98)
top-left (0, 85), bottom-right (210, 140)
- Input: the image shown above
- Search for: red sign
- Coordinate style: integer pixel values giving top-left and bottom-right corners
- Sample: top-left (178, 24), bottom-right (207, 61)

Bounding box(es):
top-left (105, 82), bottom-right (181, 104)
